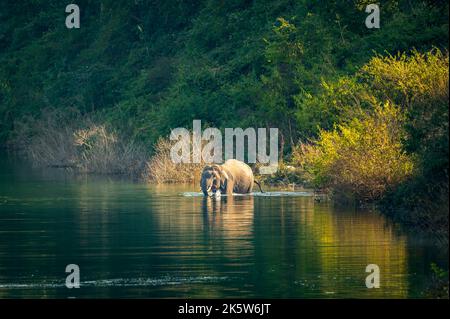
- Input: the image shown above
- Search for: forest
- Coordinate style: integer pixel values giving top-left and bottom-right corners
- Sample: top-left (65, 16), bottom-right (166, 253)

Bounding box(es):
top-left (0, 0), bottom-right (448, 237)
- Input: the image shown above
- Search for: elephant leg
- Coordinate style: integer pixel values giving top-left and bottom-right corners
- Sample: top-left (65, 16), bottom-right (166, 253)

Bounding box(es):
top-left (227, 182), bottom-right (234, 195)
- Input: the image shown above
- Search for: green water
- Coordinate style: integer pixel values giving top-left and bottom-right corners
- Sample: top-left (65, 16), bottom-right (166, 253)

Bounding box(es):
top-left (0, 155), bottom-right (447, 298)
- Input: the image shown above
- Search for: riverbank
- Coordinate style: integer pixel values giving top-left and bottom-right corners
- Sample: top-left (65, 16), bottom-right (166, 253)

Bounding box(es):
top-left (5, 104), bottom-right (448, 241)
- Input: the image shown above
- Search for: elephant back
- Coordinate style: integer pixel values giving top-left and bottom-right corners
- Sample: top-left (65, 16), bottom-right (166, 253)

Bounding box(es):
top-left (222, 159), bottom-right (254, 193)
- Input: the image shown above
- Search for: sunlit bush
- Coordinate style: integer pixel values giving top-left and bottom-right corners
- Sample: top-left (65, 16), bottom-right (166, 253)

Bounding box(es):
top-left (293, 102), bottom-right (414, 201)
top-left (362, 49), bottom-right (449, 178)
top-left (360, 49), bottom-right (449, 109)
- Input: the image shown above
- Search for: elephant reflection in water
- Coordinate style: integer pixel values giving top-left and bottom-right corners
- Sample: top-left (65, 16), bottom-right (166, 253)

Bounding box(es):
top-left (201, 195), bottom-right (255, 258)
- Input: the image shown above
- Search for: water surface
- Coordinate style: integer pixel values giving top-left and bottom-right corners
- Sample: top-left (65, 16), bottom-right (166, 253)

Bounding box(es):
top-left (0, 155), bottom-right (447, 298)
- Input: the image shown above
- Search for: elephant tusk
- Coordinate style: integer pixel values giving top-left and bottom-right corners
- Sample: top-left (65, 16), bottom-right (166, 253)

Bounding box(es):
top-left (221, 171), bottom-right (229, 180)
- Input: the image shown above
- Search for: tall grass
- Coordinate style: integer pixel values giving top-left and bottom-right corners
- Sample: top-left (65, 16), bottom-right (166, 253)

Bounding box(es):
top-left (144, 137), bottom-right (205, 183)
top-left (143, 135), bottom-right (273, 184)
top-left (12, 108), bottom-right (147, 177)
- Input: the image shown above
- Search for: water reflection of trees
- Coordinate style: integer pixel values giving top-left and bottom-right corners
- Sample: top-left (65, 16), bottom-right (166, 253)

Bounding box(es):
top-left (310, 205), bottom-right (409, 298)
top-left (252, 198), bottom-right (409, 298)
top-left (152, 191), bottom-right (410, 298)
top-left (0, 173), bottom-right (425, 298)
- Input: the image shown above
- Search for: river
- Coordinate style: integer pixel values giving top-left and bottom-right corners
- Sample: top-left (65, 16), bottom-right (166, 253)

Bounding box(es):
top-left (0, 154), bottom-right (447, 298)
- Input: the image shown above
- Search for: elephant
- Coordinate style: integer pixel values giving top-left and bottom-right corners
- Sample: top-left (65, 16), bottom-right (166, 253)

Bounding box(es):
top-left (200, 159), bottom-right (264, 196)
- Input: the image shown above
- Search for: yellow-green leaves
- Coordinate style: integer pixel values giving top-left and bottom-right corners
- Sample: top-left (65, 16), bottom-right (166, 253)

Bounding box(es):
top-left (296, 102), bottom-right (414, 201)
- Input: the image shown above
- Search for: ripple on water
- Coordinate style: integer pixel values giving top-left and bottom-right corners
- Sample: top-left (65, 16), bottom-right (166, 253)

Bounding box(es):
top-left (0, 276), bottom-right (229, 289)
top-left (181, 191), bottom-right (313, 197)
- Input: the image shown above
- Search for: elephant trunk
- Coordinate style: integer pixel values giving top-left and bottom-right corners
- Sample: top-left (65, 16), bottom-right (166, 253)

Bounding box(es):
top-left (201, 178), bottom-right (210, 196)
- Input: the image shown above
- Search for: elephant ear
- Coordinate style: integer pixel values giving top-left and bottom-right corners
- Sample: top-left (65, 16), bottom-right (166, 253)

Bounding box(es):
top-left (202, 165), bottom-right (212, 174)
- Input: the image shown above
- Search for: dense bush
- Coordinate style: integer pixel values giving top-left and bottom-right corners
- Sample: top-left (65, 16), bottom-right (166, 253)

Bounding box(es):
top-left (367, 50), bottom-right (449, 235)
top-left (12, 108), bottom-right (147, 176)
top-left (289, 49), bottom-right (448, 237)
top-left (294, 102), bottom-right (414, 201)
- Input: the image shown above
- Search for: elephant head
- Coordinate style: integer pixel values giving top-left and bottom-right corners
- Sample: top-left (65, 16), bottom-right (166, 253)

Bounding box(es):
top-left (200, 165), bottom-right (229, 196)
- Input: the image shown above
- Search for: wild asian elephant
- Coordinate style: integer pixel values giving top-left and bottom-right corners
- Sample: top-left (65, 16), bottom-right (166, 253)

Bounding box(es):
top-left (200, 159), bottom-right (264, 196)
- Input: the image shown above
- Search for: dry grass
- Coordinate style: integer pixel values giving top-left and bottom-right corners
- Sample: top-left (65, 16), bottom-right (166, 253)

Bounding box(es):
top-left (143, 137), bottom-right (204, 183)
top-left (73, 125), bottom-right (147, 176)
top-left (12, 108), bottom-right (147, 177)
top-left (143, 136), bottom-right (273, 184)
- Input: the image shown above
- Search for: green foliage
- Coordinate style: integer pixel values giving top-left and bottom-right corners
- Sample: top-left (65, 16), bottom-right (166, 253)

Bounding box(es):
top-left (370, 50), bottom-right (449, 236)
top-left (290, 48), bottom-right (448, 238)
top-left (1, 0), bottom-right (448, 147)
top-left (426, 263), bottom-right (449, 298)
top-left (294, 102), bottom-right (414, 201)
top-left (294, 76), bottom-right (377, 138)
top-left (362, 50), bottom-right (449, 181)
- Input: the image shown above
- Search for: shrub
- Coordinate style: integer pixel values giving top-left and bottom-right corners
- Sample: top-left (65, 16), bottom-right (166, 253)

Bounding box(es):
top-left (11, 108), bottom-right (81, 168)
top-left (12, 108), bottom-right (147, 177)
top-left (366, 50), bottom-right (449, 235)
top-left (73, 125), bottom-right (147, 176)
top-left (293, 102), bottom-right (414, 201)
top-left (144, 136), bottom-right (205, 184)
top-left (360, 49), bottom-right (449, 109)
top-left (425, 263), bottom-right (449, 298)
